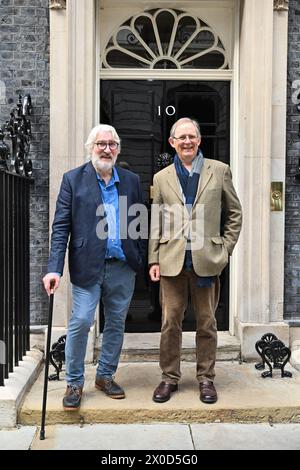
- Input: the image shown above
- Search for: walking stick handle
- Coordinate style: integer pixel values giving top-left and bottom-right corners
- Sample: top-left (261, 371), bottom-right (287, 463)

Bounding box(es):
top-left (49, 278), bottom-right (56, 293)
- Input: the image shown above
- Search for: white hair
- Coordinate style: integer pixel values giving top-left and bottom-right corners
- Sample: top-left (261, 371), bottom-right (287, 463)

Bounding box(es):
top-left (170, 117), bottom-right (201, 138)
top-left (85, 124), bottom-right (121, 156)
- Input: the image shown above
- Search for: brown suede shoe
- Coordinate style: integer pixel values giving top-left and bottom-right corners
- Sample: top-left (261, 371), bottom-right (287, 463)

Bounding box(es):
top-left (199, 380), bottom-right (218, 404)
top-left (153, 381), bottom-right (178, 403)
top-left (63, 384), bottom-right (83, 411)
top-left (95, 376), bottom-right (125, 399)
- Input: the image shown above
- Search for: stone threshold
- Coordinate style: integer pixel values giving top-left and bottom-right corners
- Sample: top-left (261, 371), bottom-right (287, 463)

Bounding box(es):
top-left (19, 361), bottom-right (300, 426)
top-left (31, 330), bottom-right (240, 362)
top-left (97, 331), bottom-right (241, 362)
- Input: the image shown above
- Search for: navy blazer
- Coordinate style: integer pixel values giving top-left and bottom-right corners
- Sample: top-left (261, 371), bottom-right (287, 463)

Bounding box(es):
top-left (48, 161), bottom-right (144, 287)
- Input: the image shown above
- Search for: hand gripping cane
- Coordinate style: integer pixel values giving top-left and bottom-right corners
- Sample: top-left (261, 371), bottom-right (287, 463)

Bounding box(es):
top-left (40, 279), bottom-right (56, 440)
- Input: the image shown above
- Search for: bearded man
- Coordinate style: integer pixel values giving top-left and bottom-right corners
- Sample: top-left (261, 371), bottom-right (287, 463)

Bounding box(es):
top-left (43, 124), bottom-right (143, 410)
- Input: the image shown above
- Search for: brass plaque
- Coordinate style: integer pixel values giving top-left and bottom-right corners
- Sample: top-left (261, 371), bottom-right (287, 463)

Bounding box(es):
top-left (271, 182), bottom-right (283, 211)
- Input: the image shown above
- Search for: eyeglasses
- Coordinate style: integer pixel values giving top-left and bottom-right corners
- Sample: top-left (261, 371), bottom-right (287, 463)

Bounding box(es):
top-left (172, 134), bottom-right (199, 142)
top-left (94, 141), bottom-right (119, 150)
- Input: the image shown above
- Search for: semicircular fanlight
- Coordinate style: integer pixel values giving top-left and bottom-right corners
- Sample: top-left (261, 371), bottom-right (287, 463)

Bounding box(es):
top-left (102, 8), bottom-right (228, 70)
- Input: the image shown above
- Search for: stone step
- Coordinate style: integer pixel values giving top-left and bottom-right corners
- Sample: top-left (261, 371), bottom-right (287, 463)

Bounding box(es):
top-left (96, 331), bottom-right (241, 362)
top-left (19, 361), bottom-right (299, 426)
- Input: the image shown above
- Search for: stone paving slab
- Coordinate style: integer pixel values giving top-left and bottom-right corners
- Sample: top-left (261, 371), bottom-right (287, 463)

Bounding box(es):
top-left (191, 423), bottom-right (300, 450)
top-left (0, 426), bottom-right (37, 450)
top-left (2, 423), bottom-right (300, 450)
top-left (19, 361), bottom-right (300, 426)
top-left (31, 423), bottom-right (194, 450)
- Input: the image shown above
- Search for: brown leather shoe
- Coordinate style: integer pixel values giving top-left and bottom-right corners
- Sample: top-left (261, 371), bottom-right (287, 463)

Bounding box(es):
top-left (153, 381), bottom-right (178, 403)
top-left (199, 380), bottom-right (218, 404)
top-left (95, 376), bottom-right (125, 399)
top-left (63, 384), bottom-right (83, 411)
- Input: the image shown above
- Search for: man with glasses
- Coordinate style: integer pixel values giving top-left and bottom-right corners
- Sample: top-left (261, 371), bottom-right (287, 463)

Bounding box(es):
top-left (149, 117), bottom-right (242, 404)
top-left (43, 124), bottom-right (144, 410)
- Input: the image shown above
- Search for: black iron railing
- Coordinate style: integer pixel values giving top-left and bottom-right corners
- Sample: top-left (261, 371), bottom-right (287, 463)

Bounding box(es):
top-left (0, 170), bottom-right (32, 385)
top-left (0, 94), bottom-right (33, 386)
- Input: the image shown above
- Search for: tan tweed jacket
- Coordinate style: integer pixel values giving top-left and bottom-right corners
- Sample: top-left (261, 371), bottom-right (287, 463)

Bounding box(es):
top-left (148, 159), bottom-right (242, 277)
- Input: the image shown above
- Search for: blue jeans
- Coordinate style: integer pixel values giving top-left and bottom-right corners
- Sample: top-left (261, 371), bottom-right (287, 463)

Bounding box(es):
top-left (65, 260), bottom-right (136, 387)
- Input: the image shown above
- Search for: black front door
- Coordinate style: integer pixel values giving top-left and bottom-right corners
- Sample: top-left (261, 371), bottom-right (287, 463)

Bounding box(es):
top-left (100, 80), bottom-right (230, 331)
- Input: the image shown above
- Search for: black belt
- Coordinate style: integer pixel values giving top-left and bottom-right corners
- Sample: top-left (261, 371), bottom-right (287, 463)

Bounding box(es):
top-left (105, 257), bottom-right (120, 262)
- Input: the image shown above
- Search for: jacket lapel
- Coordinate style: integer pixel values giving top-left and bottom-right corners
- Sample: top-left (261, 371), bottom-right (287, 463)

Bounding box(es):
top-left (166, 164), bottom-right (184, 203)
top-left (84, 161), bottom-right (103, 208)
top-left (115, 167), bottom-right (127, 198)
top-left (193, 159), bottom-right (212, 206)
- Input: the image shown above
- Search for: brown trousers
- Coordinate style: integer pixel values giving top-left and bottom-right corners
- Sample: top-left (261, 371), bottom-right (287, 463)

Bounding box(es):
top-left (159, 271), bottom-right (220, 385)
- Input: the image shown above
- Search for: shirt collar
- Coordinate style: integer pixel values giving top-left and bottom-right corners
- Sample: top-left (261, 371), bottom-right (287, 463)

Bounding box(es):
top-left (96, 166), bottom-right (119, 184)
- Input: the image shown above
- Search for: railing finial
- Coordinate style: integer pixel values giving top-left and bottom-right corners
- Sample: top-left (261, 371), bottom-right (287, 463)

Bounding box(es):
top-left (49, 0), bottom-right (66, 10)
top-left (0, 94), bottom-right (33, 177)
top-left (274, 0), bottom-right (289, 11)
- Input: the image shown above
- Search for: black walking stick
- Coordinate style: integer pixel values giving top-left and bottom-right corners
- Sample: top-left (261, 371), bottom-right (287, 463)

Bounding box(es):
top-left (40, 279), bottom-right (56, 440)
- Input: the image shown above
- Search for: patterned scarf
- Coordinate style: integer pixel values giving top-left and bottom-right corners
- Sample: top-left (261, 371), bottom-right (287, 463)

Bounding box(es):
top-left (174, 150), bottom-right (203, 209)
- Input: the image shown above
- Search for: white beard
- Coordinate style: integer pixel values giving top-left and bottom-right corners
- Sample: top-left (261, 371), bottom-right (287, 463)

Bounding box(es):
top-left (92, 153), bottom-right (117, 174)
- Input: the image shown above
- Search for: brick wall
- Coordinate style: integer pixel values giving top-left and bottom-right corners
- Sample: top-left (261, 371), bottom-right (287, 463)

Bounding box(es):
top-left (285, 0), bottom-right (300, 321)
top-left (0, 0), bottom-right (50, 324)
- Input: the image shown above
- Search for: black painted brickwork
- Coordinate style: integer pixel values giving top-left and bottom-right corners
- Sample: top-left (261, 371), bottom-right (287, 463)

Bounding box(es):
top-left (285, 0), bottom-right (300, 321)
top-left (0, 0), bottom-right (50, 324)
